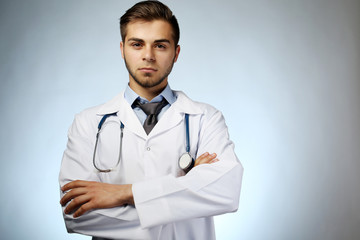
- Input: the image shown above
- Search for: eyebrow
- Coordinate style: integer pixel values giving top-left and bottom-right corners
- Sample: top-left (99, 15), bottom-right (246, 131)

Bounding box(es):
top-left (127, 38), bottom-right (171, 44)
top-left (154, 39), bottom-right (171, 44)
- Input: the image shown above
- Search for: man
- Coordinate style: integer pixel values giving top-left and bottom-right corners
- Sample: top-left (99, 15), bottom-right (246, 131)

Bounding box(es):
top-left (59, 1), bottom-right (243, 239)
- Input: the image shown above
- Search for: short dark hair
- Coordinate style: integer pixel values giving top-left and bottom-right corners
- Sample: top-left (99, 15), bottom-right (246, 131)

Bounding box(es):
top-left (120, 0), bottom-right (180, 46)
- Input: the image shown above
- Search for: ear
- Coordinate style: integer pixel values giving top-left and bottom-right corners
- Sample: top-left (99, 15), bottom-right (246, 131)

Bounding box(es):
top-left (120, 41), bottom-right (125, 59)
top-left (174, 45), bottom-right (181, 63)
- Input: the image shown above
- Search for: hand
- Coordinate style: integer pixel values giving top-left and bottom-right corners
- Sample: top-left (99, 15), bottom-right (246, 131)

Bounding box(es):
top-left (194, 152), bottom-right (219, 167)
top-left (60, 180), bottom-right (133, 218)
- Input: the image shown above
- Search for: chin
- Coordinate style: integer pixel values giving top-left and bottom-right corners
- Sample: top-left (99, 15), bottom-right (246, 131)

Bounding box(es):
top-left (136, 78), bottom-right (165, 89)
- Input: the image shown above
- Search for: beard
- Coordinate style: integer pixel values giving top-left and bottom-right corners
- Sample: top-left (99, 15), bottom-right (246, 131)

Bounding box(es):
top-left (124, 56), bottom-right (175, 89)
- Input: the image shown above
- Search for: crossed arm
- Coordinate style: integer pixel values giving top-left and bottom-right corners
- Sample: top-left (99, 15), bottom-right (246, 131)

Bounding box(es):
top-left (60, 152), bottom-right (219, 218)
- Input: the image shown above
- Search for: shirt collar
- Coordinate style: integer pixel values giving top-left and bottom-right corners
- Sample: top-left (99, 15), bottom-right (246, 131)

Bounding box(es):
top-left (96, 89), bottom-right (203, 116)
top-left (124, 84), bottom-right (177, 106)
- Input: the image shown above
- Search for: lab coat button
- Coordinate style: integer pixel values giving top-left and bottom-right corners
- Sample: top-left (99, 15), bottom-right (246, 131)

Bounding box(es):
top-left (147, 147), bottom-right (151, 151)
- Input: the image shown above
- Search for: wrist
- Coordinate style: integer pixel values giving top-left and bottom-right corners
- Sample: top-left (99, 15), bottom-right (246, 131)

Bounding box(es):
top-left (125, 184), bottom-right (134, 205)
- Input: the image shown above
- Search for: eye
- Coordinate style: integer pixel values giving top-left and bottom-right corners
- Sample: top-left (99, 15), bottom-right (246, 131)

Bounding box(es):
top-left (131, 42), bottom-right (142, 48)
top-left (155, 44), bottom-right (167, 49)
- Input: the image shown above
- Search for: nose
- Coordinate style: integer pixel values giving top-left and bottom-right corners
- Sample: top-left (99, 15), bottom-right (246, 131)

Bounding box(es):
top-left (143, 46), bottom-right (155, 62)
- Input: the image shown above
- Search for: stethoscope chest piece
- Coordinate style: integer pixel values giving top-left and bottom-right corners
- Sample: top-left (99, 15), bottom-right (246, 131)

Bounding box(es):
top-left (179, 153), bottom-right (194, 173)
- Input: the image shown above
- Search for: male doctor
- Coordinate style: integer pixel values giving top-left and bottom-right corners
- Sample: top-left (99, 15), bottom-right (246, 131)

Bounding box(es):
top-left (59, 1), bottom-right (243, 239)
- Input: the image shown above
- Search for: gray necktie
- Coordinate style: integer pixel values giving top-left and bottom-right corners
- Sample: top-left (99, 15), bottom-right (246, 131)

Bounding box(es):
top-left (134, 98), bottom-right (168, 134)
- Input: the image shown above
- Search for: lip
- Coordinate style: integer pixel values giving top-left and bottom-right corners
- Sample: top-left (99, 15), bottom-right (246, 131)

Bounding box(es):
top-left (139, 67), bottom-right (157, 73)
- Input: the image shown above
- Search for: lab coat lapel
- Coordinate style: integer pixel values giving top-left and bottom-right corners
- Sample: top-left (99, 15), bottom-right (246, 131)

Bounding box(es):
top-left (149, 106), bottom-right (183, 137)
top-left (117, 101), bottom-right (148, 139)
top-left (149, 91), bottom-right (203, 137)
top-left (96, 91), bottom-right (147, 139)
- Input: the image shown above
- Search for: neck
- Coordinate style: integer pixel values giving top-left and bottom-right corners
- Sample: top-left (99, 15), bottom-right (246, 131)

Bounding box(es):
top-left (129, 80), bottom-right (168, 101)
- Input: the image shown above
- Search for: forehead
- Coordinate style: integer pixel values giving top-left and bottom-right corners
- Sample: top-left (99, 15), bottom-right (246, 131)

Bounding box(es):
top-left (125, 20), bottom-right (174, 43)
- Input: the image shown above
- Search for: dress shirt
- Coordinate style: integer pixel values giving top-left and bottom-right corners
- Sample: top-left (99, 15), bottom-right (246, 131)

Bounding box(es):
top-left (124, 84), bottom-right (177, 125)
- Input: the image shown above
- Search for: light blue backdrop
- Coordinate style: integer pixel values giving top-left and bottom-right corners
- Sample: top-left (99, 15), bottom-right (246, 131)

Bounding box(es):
top-left (0, 0), bottom-right (359, 239)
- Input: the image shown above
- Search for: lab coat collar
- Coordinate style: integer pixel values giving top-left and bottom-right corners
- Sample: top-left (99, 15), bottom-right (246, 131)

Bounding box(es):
top-left (96, 90), bottom-right (203, 116)
top-left (96, 90), bottom-right (203, 139)
top-left (171, 91), bottom-right (203, 115)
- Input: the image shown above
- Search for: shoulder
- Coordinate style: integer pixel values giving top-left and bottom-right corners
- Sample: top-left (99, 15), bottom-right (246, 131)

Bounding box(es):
top-left (173, 91), bottom-right (219, 118)
top-left (69, 104), bottom-right (102, 137)
top-left (75, 91), bottom-right (125, 120)
top-left (69, 92), bottom-right (125, 135)
top-left (174, 91), bottom-right (228, 138)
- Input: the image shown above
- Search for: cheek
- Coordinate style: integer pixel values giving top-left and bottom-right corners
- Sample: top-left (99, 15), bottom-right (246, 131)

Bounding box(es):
top-left (158, 53), bottom-right (176, 66)
top-left (124, 52), bottom-right (140, 66)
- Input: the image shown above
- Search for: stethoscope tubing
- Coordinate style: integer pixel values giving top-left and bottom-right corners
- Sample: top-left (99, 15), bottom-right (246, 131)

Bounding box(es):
top-left (93, 113), bottom-right (191, 172)
top-left (185, 113), bottom-right (190, 153)
top-left (93, 112), bottom-right (124, 172)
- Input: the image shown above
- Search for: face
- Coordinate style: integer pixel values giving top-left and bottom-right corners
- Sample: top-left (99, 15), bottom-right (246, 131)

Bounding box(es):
top-left (120, 20), bottom-right (180, 96)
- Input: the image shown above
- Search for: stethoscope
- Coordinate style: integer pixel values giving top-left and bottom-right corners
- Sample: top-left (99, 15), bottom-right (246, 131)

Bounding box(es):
top-left (93, 113), bottom-right (194, 173)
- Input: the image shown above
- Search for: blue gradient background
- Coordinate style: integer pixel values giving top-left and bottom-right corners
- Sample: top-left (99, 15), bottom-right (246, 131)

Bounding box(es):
top-left (1, 0), bottom-right (359, 239)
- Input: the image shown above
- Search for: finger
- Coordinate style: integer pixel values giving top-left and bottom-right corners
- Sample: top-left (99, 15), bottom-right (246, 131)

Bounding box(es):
top-left (61, 180), bottom-right (91, 192)
top-left (197, 153), bottom-right (217, 165)
top-left (196, 152), bottom-right (211, 163)
top-left (64, 194), bottom-right (91, 215)
top-left (194, 153), bottom-right (208, 167)
top-left (195, 153), bottom-right (217, 166)
top-left (60, 188), bottom-right (88, 206)
top-left (73, 201), bottom-right (96, 218)
top-left (197, 152), bottom-right (209, 161)
top-left (210, 158), bottom-right (219, 164)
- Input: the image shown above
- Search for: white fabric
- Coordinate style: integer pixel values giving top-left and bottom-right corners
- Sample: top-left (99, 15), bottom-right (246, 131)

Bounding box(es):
top-left (59, 90), bottom-right (244, 240)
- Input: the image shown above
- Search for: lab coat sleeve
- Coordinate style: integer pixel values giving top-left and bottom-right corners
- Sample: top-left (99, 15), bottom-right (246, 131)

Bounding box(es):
top-left (132, 109), bottom-right (244, 228)
top-left (59, 112), bottom-right (146, 239)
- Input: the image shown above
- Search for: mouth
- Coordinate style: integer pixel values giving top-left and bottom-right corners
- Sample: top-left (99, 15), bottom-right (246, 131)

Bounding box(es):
top-left (139, 67), bottom-right (157, 73)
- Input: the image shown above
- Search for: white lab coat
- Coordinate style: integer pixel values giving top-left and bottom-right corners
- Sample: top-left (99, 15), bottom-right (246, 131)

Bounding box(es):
top-left (59, 90), bottom-right (243, 240)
